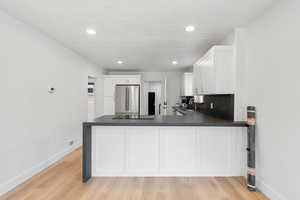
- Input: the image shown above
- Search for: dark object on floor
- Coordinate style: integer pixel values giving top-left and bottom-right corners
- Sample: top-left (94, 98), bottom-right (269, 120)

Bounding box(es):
top-left (247, 106), bottom-right (256, 191)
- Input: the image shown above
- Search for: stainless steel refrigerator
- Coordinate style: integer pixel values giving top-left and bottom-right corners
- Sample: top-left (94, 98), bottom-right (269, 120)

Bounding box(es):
top-left (115, 84), bottom-right (140, 116)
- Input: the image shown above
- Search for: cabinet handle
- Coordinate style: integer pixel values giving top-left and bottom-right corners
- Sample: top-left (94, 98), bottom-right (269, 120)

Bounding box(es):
top-left (159, 103), bottom-right (161, 115)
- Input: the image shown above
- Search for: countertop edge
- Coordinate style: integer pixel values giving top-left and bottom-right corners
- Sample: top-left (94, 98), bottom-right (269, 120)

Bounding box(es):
top-left (83, 121), bottom-right (248, 127)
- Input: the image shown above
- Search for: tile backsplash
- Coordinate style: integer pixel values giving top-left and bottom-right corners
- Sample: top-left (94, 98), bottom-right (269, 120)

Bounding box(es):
top-left (195, 94), bottom-right (234, 120)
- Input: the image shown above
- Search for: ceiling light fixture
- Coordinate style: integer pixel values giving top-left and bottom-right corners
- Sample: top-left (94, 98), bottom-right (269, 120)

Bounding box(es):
top-left (185, 25), bottom-right (195, 32)
top-left (117, 60), bottom-right (123, 65)
top-left (172, 61), bottom-right (178, 65)
top-left (86, 28), bottom-right (96, 35)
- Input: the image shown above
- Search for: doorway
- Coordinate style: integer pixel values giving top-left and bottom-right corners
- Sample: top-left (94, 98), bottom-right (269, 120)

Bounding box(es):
top-left (148, 92), bottom-right (155, 115)
top-left (144, 81), bottom-right (162, 116)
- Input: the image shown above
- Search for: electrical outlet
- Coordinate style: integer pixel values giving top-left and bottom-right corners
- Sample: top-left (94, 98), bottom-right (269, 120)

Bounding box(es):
top-left (69, 140), bottom-right (74, 146)
top-left (210, 103), bottom-right (214, 109)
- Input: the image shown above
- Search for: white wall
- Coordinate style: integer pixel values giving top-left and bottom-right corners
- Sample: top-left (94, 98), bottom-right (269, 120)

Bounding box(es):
top-left (220, 29), bottom-right (248, 121)
top-left (0, 10), bottom-right (104, 194)
top-left (108, 71), bottom-right (183, 108)
top-left (222, 1), bottom-right (300, 199)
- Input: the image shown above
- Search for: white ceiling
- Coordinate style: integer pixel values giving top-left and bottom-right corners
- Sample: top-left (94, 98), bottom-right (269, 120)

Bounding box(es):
top-left (0, 0), bottom-right (276, 71)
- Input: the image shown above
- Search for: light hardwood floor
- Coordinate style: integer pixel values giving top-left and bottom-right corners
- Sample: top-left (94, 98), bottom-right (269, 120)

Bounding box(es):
top-left (1, 148), bottom-right (268, 200)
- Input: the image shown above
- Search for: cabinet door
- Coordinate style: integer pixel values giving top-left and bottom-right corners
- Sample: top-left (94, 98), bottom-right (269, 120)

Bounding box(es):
top-left (192, 65), bottom-right (197, 94)
top-left (128, 77), bottom-right (140, 84)
top-left (104, 96), bottom-right (114, 115)
top-left (199, 127), bottom-right (230, 174)
top-left (199, 65), bottom-right (208, 94)
top-left (92, 127), bottom-right (125, 175)
top-left (215, 48), bottom-right (234, 94)
top-left (160, 127), bottom-right (198, 173)
top-left (104, 78), bottom-right (117, 97)
top-left (126, 127), bottom-right (159, 174)
top-left (183, 73), bottom-right (193, 96)
top-left (194, 46), bottom-right (235, 94)
top-left (117, 78), bottom-right (130, 84)
top-left (206, 66), bottom-right (216, 94)
top-left (193, 64), bottom-right (202, 95)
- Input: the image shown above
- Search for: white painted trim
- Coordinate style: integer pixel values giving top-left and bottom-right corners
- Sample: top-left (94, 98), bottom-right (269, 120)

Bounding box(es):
top-left (257, 178), bottom-right (287, 200)
top-left (0, 142), bottom-right (81, 196)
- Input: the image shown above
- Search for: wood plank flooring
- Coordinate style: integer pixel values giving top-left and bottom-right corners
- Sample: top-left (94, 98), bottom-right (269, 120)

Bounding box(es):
top-left (1, 148), bottom-right (269, 200)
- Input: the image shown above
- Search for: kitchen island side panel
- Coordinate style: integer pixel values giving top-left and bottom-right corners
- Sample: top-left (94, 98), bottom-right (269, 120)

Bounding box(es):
top-left (90, 126), bottom-right (246, 176)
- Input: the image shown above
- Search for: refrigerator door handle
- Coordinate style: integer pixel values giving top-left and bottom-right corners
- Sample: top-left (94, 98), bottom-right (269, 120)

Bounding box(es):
top-left (125, 87), bottom-right (129, 112)
top-left (159, 103), bottom-right (161, 115)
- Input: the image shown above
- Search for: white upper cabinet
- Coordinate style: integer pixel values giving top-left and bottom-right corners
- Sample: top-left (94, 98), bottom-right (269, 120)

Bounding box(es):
top-left (193, 63), bottom-right (202, 95)
top-left (181, 73), bottom-right (193, 96)
top-left (104, 75), bottom-right (141, 97)
top-left (193, 46), bottom-right (235, 95)
top-left (103, 75), bottom-right (141, 115)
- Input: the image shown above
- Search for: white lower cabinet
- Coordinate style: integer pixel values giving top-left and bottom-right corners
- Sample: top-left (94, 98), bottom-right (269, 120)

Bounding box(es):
top-left (126, 128), bottom-right (159, 174)
top-left (199, 127), bottom-right (231, 175)
top-left (92, 126), bottom-right (246, 176)
top-left (160, 127), bottom-right (197, 174)
top-left (92, 127), bottom-right (125, 174)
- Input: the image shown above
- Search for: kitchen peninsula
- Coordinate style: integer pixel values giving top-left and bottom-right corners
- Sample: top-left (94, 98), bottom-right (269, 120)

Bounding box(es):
top-left (82, 107), bottom-right (255, 189)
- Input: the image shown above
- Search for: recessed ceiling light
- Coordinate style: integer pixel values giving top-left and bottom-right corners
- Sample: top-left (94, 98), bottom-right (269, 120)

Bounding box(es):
top-left (117, 60), bottom-right (123, 65)
top-left (172, 61), bottom-right (178, 65)
top-left (86, 28), bottom-right (96, 35)
top-left (185, 25), bottom-right (195, 32)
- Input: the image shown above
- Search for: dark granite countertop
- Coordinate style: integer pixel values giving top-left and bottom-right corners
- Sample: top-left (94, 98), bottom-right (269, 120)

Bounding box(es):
top-left (83, 107), bottom-right (247, 127)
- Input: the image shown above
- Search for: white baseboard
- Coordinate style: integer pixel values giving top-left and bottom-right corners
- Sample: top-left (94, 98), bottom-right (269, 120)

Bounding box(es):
top-left (257, 178), bottom-right (287, 200)
top-left (0, 142), bottom-right (81, 196)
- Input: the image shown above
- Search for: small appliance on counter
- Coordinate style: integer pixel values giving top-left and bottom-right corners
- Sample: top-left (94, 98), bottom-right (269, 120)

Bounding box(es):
top-left (180, 96), bottom-right (194, 110)
top-left (194, 95), bottom-right (204, 104)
